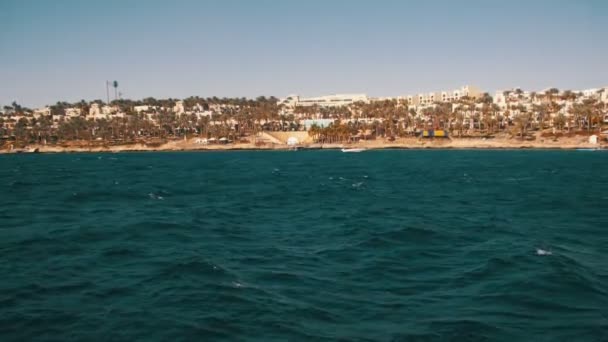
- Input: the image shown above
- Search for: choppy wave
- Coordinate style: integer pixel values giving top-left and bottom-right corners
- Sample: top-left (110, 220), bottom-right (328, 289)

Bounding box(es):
top-left (1, 150), bottom-right (607, 341)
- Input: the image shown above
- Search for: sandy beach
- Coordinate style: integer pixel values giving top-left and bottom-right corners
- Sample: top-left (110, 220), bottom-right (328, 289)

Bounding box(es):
top-left (1, 132), bottom-right (603, 154)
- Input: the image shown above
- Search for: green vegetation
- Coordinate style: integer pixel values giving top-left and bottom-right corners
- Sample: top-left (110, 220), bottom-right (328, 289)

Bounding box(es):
top-left (0, 90), bottom-right (606, 147)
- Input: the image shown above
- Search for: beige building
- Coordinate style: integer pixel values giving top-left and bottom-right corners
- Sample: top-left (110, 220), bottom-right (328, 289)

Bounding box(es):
top-left (102, 105), bottom-right (117, 115)
top-left (65, 107), bottom-right (82, 118)
top-left (134, 105), bottom-right (158, 113)
top-left (407, 85), bottom-right (481, 106)
top-left (493, 88), bottom-right (535, 109)
top-left (89, 103), bottom-right (101, 117)
top-left (87, 103), bottom-right (109, 120)
top-left (578, 87), bottom-right (608, 102)
top-left (173, 100), bottom-right (185, 114)
top-left (33, 107), bottom-right (51, 118)
top-left (88, 103), bottom-right (118, 116)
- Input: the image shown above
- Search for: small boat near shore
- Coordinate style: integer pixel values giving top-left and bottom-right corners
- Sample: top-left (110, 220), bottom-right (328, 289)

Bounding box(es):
top-left (12, 147), bottom-right (39, 154)
top-left (576, 147), bottom-right (605, 151)
top-left (341, 148), bottom-right (366, 153)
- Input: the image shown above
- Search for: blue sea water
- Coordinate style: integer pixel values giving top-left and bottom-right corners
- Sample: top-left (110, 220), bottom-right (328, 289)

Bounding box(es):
top-left (1, 150), bottom-right (607, 341)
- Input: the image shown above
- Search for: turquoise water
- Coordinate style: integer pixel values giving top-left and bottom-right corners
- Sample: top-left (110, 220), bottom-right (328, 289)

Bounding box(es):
top-left (1, 150), bottom-right (607, 341)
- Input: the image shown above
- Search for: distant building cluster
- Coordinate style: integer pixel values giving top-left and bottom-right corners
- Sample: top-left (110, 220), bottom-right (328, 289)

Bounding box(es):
top-left (494, 87), bottom-right (608, 111)
top-left (276, 86), bottom-right (482, 112)
top-left (405, 85), bottom-right (483, 106)
top-left (1, 84), bottom-right (607, 137)
top-left (278, 94), bottom-right (370, 109)
top-left (489, 86), bottom-right (608, 127)
top-left (273, 85), bottom-right (607, 129)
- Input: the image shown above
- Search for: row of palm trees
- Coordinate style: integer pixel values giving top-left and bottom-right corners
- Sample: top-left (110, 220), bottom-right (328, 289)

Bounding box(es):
top-left (0, 97), bottom-right (291, 145)
top-left (305, 96), bottom-right (606, 143)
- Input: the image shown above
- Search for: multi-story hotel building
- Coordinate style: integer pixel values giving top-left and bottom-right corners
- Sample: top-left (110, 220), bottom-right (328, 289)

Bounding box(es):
top-left (407, 85), bottom-right (482, 106)
top-left (278, 94), bottom-right (370, 109)
top-left (280, 87), bottom-right (480, 110)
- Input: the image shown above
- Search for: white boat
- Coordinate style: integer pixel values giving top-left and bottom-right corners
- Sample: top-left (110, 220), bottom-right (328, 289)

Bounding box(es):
top-left (341, 148), bottom-right (366, 153)
top-left (13, 147), bottom-right (39, 153)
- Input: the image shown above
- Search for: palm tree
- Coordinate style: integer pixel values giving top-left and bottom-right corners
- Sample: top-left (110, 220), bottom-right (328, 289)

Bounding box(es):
top-left (0, 117), bottom-right (5, 137)
top-left (553, 113), bottom-right (567, 132)
top-left (530, 91), bottom-right (538, 103)
top-left (112, 81), bottom-right (119, 100)
top-left (574, 99), bottom-right (601, 132)
top-left (197, 116), bottom-right (210, 137)
top-left (38, 115), bottom-right (53, 144)
top-left (513, 107), bottom-right (532, 139)
top-left (14, 118), bottom-right (30, 142)
top-left (532, 103), bottom-right (549, 131)
top-left (11, 101), bottom-right (23, 114)
top-left (453, 105), bottom-right (466, 137)
top-left (308, 124), bottom-right (321, 142)
top-left (561, 90), bottom-right (576, 102)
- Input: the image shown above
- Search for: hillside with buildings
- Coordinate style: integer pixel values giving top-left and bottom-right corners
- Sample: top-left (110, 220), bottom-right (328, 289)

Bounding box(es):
top-left (1, 85), bottom-right (607, 152)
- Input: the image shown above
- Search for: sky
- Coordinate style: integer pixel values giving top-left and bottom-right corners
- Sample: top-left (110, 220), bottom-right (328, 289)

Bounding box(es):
top-left (1, 0), bottom-right (607, 108)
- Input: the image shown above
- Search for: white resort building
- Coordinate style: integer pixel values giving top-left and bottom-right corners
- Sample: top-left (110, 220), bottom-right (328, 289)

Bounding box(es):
top-left (33, 107), bottom-right (51, 118)
top-left (278, 94), bottom-right (370, 109)
top-left (407, 85), bottom-right (482, 106)
top-left (65, 107), bottom-right (82, 118)
top-left (279, 87), bottom-right (481, 111)
top-left (173, 100), bottom-right (185, 115)
top-left (87, 103), bottom-right (117, 120)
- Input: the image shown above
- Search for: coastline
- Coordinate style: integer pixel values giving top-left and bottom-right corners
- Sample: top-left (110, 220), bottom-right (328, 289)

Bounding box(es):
top-left (0, 135), bottom-right (602, 154)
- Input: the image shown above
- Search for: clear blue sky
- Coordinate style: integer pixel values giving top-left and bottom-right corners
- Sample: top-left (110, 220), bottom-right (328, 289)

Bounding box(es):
top-left (1, 0), bottom-right (607, 108)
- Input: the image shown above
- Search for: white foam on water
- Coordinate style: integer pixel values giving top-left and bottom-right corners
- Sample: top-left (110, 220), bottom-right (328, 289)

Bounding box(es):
top-left (148, 193), bottom-right (164, 200)
top-left (536, 248), bottom-right (552, 256)
top-left (507, 177), bottom-right (534, 182)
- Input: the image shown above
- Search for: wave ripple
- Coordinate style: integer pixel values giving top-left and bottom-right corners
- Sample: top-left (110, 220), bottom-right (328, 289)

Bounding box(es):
top-left (1, 150), bottom-right (607, 341)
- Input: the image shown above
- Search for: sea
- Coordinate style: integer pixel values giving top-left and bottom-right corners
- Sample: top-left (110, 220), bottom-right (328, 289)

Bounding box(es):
top-left (1, 150), bottom-right (607, 341)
